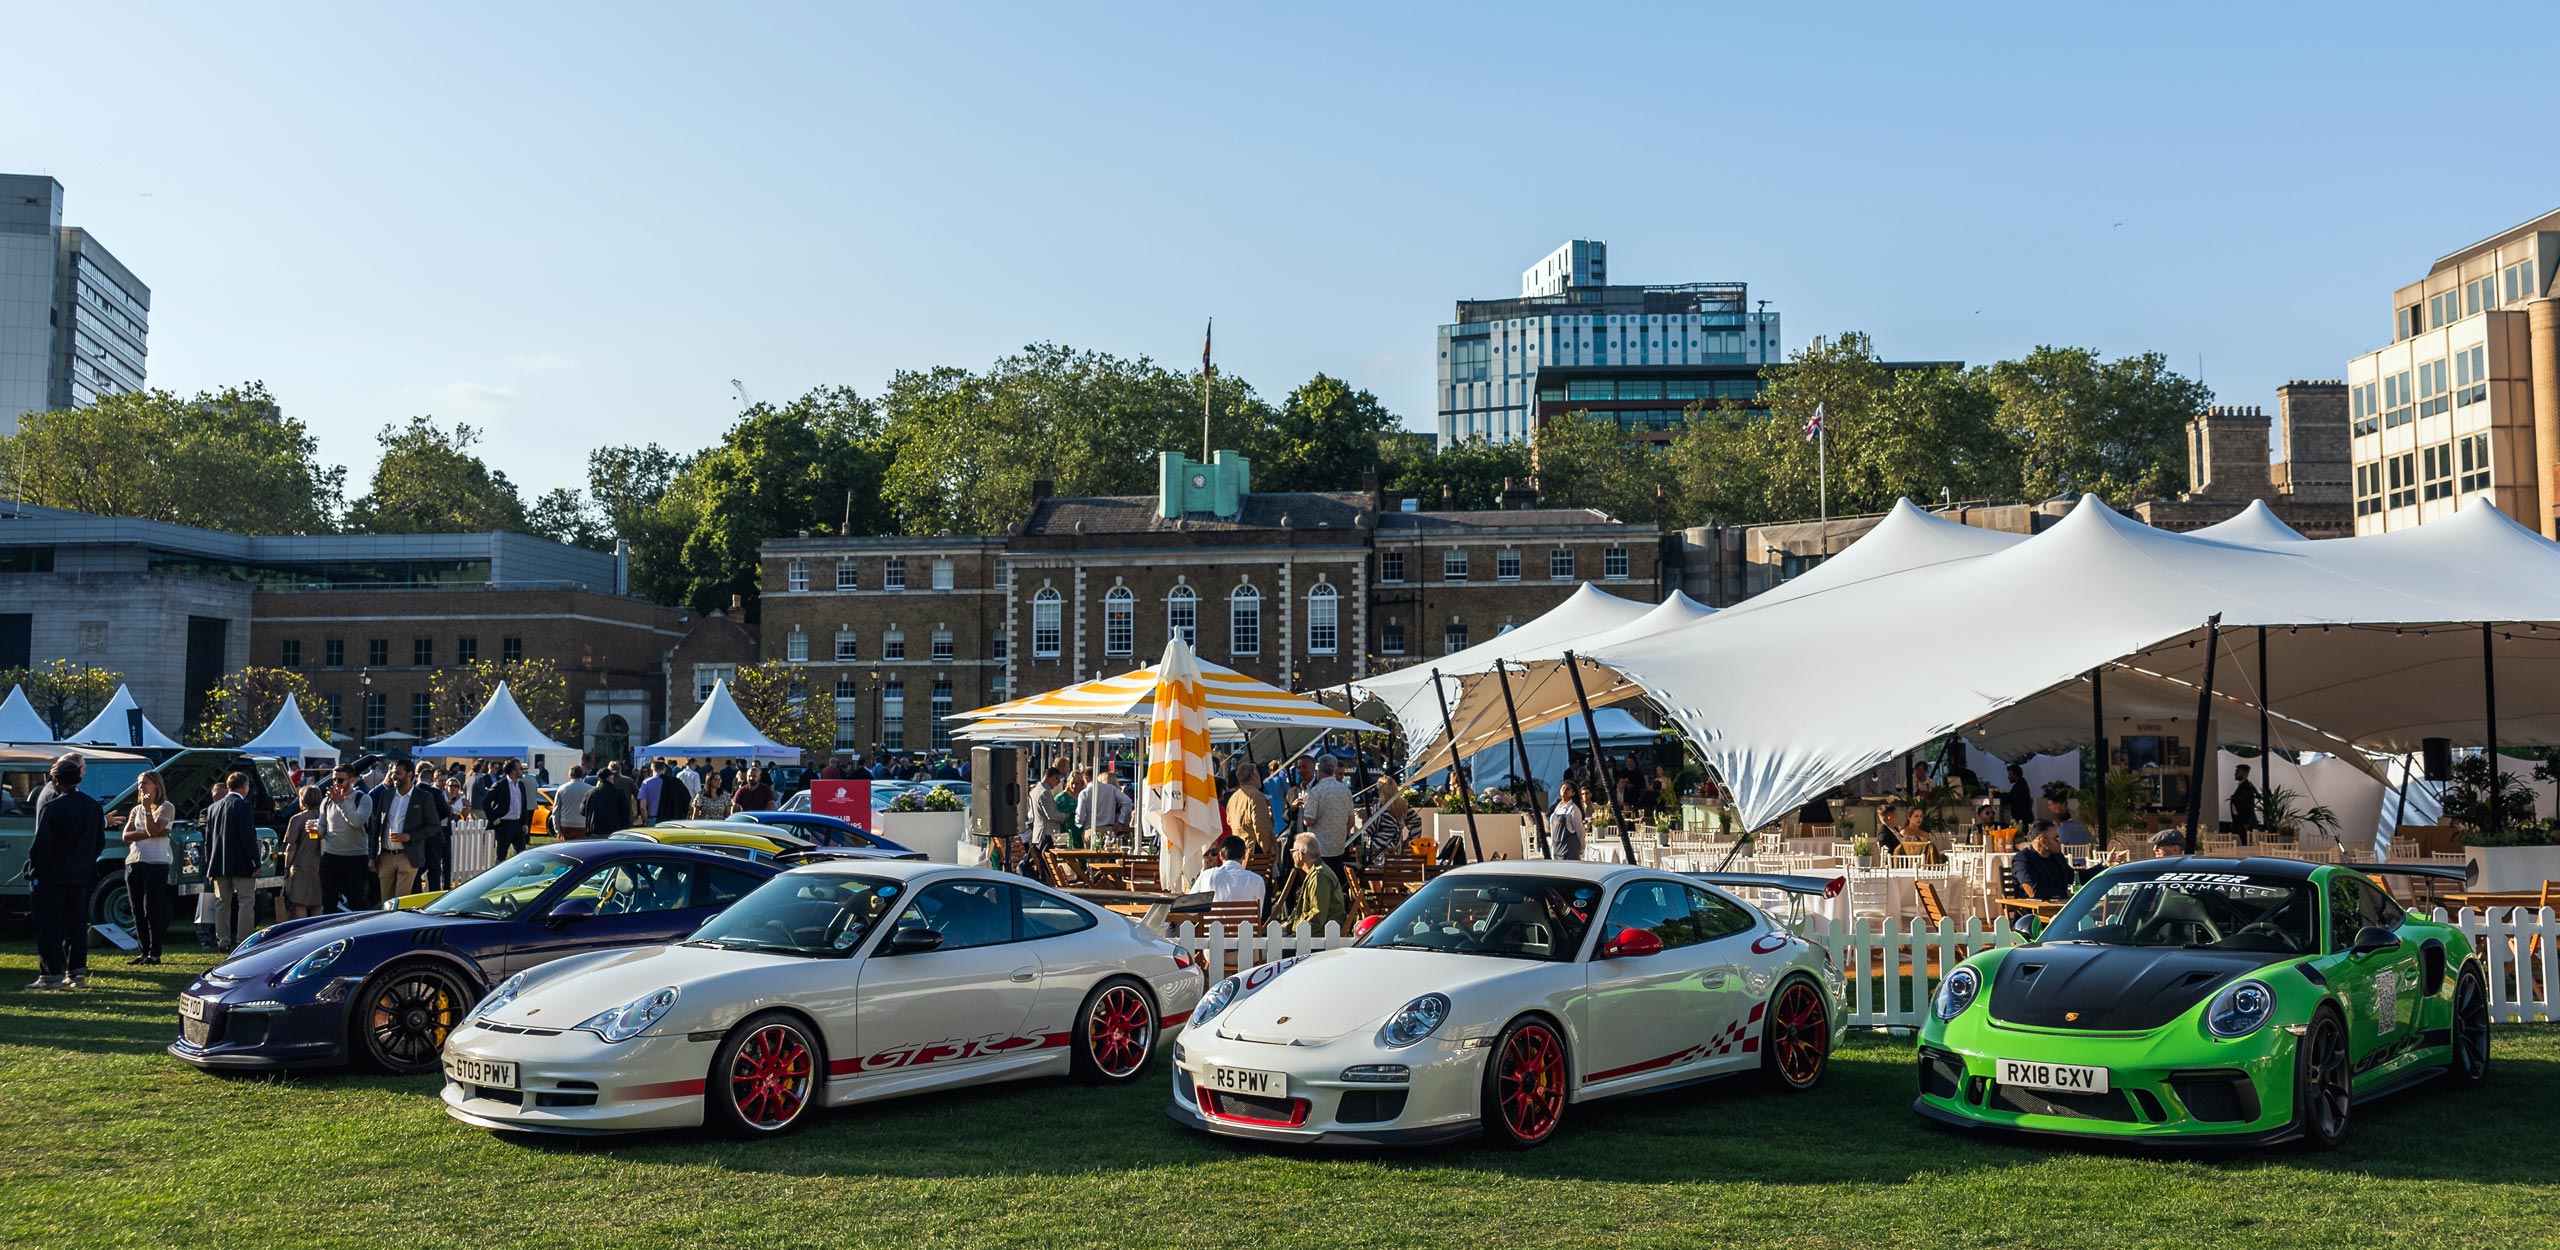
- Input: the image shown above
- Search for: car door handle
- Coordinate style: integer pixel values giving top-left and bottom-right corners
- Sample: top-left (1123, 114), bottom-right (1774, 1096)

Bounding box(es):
top-left (1010, 968), bottom-right (1038, 983)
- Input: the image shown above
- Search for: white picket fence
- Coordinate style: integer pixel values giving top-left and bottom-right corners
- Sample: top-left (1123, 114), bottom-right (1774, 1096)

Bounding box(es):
top-left (1169, 908), bottom-right (2558, 1030)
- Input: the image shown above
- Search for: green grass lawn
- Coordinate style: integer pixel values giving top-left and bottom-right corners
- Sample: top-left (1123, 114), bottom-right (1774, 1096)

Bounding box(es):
top-left (2, 941), bottom-right (2556, 1249)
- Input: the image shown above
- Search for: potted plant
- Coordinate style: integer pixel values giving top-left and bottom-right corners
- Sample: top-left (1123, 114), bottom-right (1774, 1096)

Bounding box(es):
top-left (879, 784), bottom-right (968, 862)
top-left (2063, 771), bottom-right (2149, 851)
top-left (2257, 786), bottom-right (2339, 843)
top-left (2448, 754), bottom-right (2560, 889)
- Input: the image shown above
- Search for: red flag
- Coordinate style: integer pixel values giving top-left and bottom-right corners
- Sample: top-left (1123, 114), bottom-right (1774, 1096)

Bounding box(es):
top-left (1202, 319), bottom-right (1213, 376)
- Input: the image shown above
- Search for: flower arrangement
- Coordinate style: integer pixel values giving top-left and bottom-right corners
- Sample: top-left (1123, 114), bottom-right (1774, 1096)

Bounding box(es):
top-left (887, 785), bottom-right (964, 814)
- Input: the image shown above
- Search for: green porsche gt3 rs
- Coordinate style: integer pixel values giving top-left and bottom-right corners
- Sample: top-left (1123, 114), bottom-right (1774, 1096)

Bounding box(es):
top-left (1915, 857), bottom-right (2490, 1149)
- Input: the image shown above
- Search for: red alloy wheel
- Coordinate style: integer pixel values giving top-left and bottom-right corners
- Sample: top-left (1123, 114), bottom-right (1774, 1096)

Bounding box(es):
top-left (1497, 1022), bottom-right (1566, 1142)
top-left (1088, 985), bottom-right (1153, 1078)
top-left (730, 1023), bottom-right (815, 1129)
top-left (1772, 981), bottom-right (1829, 1087)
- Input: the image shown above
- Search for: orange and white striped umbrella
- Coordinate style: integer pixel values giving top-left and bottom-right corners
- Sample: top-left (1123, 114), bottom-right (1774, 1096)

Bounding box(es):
top-left (954, 658), bottom-right (1376, 732)
top-left (1142, 637), bottom-right (1221, 887)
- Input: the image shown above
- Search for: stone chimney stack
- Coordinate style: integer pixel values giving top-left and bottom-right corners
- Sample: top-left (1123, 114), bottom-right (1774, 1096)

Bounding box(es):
top-left (2273, 381), bottom-right (2350, 505)
top-left (2183, 405), bottom-right (2273, 502)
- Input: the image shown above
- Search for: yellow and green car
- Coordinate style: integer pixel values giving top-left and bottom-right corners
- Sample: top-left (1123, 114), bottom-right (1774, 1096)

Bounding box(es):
top-left (1916, 857), bottom-right (2488, 1149)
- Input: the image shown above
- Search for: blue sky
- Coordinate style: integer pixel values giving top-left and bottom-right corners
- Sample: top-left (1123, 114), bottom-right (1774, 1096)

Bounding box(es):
top-left (7, 2), bottom-right (2555, 498)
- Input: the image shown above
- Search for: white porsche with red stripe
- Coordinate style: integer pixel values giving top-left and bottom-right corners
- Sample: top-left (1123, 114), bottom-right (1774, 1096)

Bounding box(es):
top-left (1168, 861), bottom-right (1846, 1148)
top-left (439, 861), bottom-right (1200, 1136)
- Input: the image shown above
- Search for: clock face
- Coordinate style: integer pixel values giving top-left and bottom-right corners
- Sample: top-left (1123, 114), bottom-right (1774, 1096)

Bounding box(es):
top-left (1190, 472), bottom-right (1209, 489)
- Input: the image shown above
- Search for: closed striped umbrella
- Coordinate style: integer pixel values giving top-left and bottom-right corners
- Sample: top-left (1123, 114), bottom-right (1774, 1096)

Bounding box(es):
top-left (1142, 637), bottom-right (1221, 887)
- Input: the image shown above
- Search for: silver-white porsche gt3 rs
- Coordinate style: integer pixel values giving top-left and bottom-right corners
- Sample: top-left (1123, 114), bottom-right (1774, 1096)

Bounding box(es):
top-left (1168, 861), bottom-right (1846, 1148)
top-left (440, 861), bottom-right (1202, 1136)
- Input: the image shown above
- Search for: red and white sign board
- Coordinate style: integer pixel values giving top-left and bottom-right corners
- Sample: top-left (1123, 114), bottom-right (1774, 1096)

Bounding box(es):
top-left (810, 779), bottom-right (871, 823)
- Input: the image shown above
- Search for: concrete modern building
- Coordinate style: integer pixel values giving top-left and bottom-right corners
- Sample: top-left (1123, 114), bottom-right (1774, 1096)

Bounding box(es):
top-left (0, 175), bottom-right (149, 434)
top-left (0, 502), bottom-right (686, 756)
top-left (1530, 358), bottom-right (1962, 446)
top-left (1436, 240), bottom-right (1779, 447)
top-left (2346, 208), bottom-right (2555, 535)
top-left (756, 453), bottom-right (1664, 760)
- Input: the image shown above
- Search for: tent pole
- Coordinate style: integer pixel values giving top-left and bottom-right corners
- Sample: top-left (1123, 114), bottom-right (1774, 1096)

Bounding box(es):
top-left (1343, 680), bottom-right (1368, 804)
top-left (2390, 752), bottom-right (2414, 854)
top-left (1563, 650), bottom-right (1637, 864)
top-left (1494, 660), bottom-right (1552, 857)
top-left (1431, 668), bottom-right (1485, 864)
top-left (2184, 614), bottom-right (2223, 841)
top-left (2089, 666), bottom-right (2107, 849)
top-left (2257, 625), bottom-right (2271, 763)
top-left (2484, 622), bottom-right (2501, 842)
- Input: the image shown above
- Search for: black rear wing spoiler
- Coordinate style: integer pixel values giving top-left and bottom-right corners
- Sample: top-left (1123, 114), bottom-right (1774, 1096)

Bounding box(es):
top-left (2341, 861), bottom-right (2476, 885)
top-left (1685, 872), bottom-right (1846, 900)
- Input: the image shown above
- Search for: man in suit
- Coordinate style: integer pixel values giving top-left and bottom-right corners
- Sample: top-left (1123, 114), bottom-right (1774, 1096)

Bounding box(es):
top-left (25, 754), bottom-right (105, 989)
top-left (653, 761), bottom-right (694, 825)
top-left (582, 764), bottom-right (635, 838)
top-left (481, 759), bottom-right (534, 858)
top-left (202, 771), bottom-right (265, 952)
top-left (368, 761), bottom-right (438, 903)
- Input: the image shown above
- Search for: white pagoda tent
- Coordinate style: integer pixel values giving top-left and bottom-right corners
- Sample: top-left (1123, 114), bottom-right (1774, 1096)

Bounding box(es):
top-left (66, 685), bottom-right (185, 750)
top-left (415, 682), bottom-right (580, 759)
top-left (0, 686), bottom-right (55, 744)
top-left (636, 680), bottom-right (800, 761)
top-left (238, 693), bottom-right (341, 766)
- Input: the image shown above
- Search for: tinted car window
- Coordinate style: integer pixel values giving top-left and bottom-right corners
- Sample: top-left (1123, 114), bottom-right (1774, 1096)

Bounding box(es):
top-left (2356, 878), bottom-right (2405, 930)
top-left (1016, 886), bottom-right (1094, 939)
top-left (706, 865), bottom-right (766, 906)
top-left (582, 860), bottom-right (700, 916)
top-left (2327, 875), bottom-right (2361, 953)
top-left (896, 880), bottom-right (1013, 950)
top-left (1684, 887), bottom-right (1759, 942)
top-left (1603, 879), bottom-right (1703, 951)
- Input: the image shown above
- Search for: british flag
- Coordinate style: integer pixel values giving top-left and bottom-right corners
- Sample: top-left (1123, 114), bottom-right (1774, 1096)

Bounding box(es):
top-left (1802, 403), bottom-right (1825, 441)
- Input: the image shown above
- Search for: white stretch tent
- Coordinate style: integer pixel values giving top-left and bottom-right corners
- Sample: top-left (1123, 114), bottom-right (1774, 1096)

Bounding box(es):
top-left (636, 679), bottom-right (800, 761)
top-left (1355, 584), bottom-right (1652, 752)
top-left (1428, 706), bottom-right (1660, 794)
top-left (415, 682), bottom-right (579, 759)
top-left (1403, 591), bottom-right (1715, 775)
top-left (238, 693), bottom-right (340, 765)
top-left (1589, 495), bottom-right (2560, 831)
top-left (66, 684), bottom-right (184, 750)
top-left (0, 686), bottom-right (55, 744)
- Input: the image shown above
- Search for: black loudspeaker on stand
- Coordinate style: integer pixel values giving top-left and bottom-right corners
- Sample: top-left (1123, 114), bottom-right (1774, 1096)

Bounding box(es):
top-left (971, 745), bottom-right (1023, 842)
top-left (2421, 737), bottom-right (2453, 783)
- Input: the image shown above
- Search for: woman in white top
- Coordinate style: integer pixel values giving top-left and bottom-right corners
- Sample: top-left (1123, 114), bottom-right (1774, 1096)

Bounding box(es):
top-left (1547, 780), bottom-right (1589, 861)
top-left (120, 769), bottom-right (175, 965)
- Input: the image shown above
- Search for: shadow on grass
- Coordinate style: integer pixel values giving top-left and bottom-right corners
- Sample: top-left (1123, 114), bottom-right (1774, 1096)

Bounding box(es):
top-left (465, 1036), bottom-right (2560, 1190)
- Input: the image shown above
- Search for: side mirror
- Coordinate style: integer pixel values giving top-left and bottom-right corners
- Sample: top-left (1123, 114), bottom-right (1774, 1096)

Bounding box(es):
top-left (547, 896), bottom-right (599, 927)
top-left (2350, 924), bottom-right (2399, 957)
top-left (1601, 927), bottom-right (1665, 959)
top-left (1353, 915), bottom-right (1383, 940)
top-left (882, 924), bottom-right (944, 955)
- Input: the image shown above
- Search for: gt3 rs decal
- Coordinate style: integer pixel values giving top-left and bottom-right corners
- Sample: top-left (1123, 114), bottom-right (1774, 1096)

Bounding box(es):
top-left (1585, 1003), bottom-right (1764, 1082)
top-left (833, 1031), bottom-right (1073, 1076)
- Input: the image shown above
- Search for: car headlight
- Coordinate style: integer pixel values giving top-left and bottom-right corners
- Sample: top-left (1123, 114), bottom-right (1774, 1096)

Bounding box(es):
top-left (279, 939), bottom-right (348, 984)
top-left (1378, 994), bottom-right (1450, 1048)
top-left (576, 986), bottom-right (680, 1043)
top-left (2207, 979), bottom-right (2274, 1040)
top-left (1934, 966), bottom-right (1980, 1021)
top-left (471, 972), bottom-right (527, 1022)
top-left (1190, 977), bottom-right (1239, 1030)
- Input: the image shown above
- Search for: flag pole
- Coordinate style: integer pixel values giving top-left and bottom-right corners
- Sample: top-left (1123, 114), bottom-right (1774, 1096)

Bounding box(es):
top-left (1201, 317), bottom-right (1213, 463)
top-left (1817, 411), bottom-right (1829, 557)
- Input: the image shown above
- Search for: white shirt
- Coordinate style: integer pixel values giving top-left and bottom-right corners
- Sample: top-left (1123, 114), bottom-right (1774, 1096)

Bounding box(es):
top-left (1188, 861), bottom-right (1266, 905)
top-left (679, 767), bottom-right (703, 798)
top-left (125, 800), bottom-right (175, 865)
top-left (500, 778), bottom-right (524, 821)
top-left (386, 785), bottom-right (415, 844)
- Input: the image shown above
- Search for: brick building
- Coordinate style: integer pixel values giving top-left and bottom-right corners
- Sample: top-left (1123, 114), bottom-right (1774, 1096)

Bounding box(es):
top-left (754, 452), bottom-right (1663, 760)
top-left (2131, 382), bottom-right (2354, 538)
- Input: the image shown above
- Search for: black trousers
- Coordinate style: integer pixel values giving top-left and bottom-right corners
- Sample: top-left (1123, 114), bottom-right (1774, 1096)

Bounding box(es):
top-left (320, 853), bottom-right (371, 912)
top-left (493, 820), bottom-right (529, 859)
top-left (125, 861), bottom-right (169, 957)
top-left (419, 834), bottom-right (453, 892)
top-left (33, 881), bottom-right (90, 978)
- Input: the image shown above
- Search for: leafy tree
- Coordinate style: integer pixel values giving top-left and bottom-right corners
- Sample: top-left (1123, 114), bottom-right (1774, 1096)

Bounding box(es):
top-left (0, 383), bottom-right (343, 533)
top-left (1987, 346), bottom-right (2212, 504)
top-left (192, 666), bottom-right (319, 745)
top-left (663, 387), bottom-right (894, 614)
top-left (0, 660), bottom-right (124, 740)
top-left (527, 488), bottom-right (610, 550)
top-left (427, 659), bottom-right (576, 745)
top-left (1383, 435), bottom-right (1532, 511)
top-left (344, 417), bottom-right (530, 534)
top-left (1257, 374), bottom-right (1397, 492)
top-left (877, 343), bottom-right (1274, 536)
top-left (587, 443), bottom-right (689, 538)
top-left (727, 661), bottom-right (834, 761)
top-left (1531, 412), bottom-right (1671, 522)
